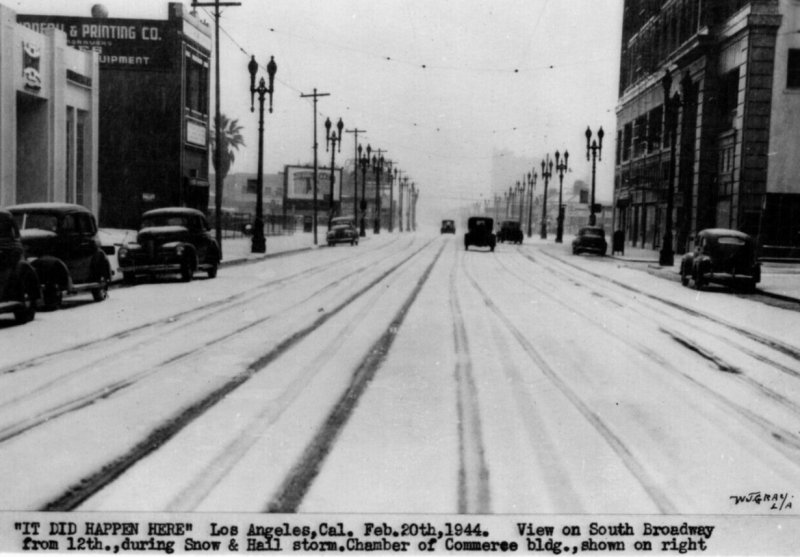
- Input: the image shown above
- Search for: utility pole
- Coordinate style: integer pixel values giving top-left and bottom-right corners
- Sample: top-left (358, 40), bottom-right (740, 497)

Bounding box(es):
top-left (345, 127), bottom-right (366, 229)
top-left (300, 89), bottom-right (330, 245)
top-left (192, 0), bottom-right (240, 258)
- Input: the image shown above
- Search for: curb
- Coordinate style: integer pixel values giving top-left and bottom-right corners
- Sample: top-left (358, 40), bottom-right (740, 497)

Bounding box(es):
top-left (220, 246), bottom-right (315, 268)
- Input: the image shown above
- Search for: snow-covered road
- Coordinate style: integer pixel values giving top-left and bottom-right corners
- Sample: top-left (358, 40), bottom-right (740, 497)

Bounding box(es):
top-left (1, 233), bottom-right (799, 515)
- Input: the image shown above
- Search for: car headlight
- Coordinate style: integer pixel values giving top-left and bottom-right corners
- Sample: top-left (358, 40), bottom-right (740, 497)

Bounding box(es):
top-left (118, 247), bottom-right (128, 259)
top-left (175, 245), bottom-right (185, 256)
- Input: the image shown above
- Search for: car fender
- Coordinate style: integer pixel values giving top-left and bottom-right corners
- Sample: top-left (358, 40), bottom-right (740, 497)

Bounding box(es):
top-left (694, 255), bottom-right (712, 275)
top-left (30, 256), bottom-right (71, 290)
top-left (90, 251), bottom-right (111, 281)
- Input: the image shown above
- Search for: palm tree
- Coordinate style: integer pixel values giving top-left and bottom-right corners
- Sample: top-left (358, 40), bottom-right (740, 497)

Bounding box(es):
top-left (209, 113), bottom-right (245, 182)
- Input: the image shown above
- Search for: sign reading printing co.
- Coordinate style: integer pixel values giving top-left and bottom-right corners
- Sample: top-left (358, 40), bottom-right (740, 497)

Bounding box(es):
top-left (17, 16), bottom-right (173, 70)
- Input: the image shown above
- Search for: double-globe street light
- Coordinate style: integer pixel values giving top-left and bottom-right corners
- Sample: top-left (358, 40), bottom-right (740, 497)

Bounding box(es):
top-left (247, 54), bottom-right (277, 253)
top-left (585, 126), bottom-right (604, 226)
top-left (324, 117), bottom-right (344, 225)
top-left (371, 149), bottom-right (388, 234)
top-left (526, 170), bottom-right (537, 237)
top-left (357, 144), bottom-right (370, 237)
top-left (554, 150), bottom-right (569, 243)
top-left (540, 155), bottom-right (553, 239)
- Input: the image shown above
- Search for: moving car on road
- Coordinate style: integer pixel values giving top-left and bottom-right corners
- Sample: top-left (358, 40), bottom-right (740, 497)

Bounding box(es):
top-left (464, 216), bottom-right (496, 252)
top-left (0, 209), bottom-right (40, 324)
top-left (572, 226), bottom-right (608, 256)
top-left (8, 202), bottom-right (110, 310)
top-left (118, 207), bottom-right (220, 283)
top-left (497, 220), bottom-right (523, 244)
top-left (326, 216), bottom-right (359, 246)
top-left (440, 219), bottom-right (456, 234)
top-left (680, 228), bottom-right (761, 292)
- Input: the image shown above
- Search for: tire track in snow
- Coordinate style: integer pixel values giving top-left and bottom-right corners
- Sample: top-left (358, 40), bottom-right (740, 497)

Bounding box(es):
top-left (536, 250), bottom-right (800, 364)
top-left (449, 260), bottom-right (491, 514)
top-left (0, 235), bottom-right (408, 377)
top-left (0, 239), bottom-right (420, 443)
top-left (40, 238), bottom-right (435, 511)
top-left (500, 252), bottom-right (800, 466)
top-left (265, 242), bottom-right (446, 513)
top-left (518, 251), bottom-right (800, 417)
top-left (462, 263), bottom-right (679, 514)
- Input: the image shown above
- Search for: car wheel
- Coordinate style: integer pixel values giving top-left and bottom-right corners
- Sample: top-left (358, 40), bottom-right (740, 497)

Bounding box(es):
top-left (91, 276), bottom-right (109, 302)
top-left (13, 280), bottom-right (37, 324)
top-left (693, 270), bottom-right (704, 291)
top-left (43, 282), bottom-right (63, 311)
top-left (207, 264), bottom-right (218, 279)
top-left (680, 270), bottom-right (689, 287)
top-left (180, 257), bottom-right (194, 282)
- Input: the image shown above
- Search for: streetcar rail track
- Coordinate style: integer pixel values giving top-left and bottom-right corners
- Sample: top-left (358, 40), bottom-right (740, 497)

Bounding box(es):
top-left (460, 260), bottom-right (678, 514)
top-left (41, 238), bottom-right (437, 511)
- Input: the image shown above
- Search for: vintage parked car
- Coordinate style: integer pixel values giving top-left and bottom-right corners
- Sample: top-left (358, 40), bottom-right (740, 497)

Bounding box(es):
top-left (497, 220), bottom-right (523, 244)
top-left (572, 226), bottom-right (608, 256)
top-left (8, 202), bottom-right (110, 310)
top-left (440, 219), bottom-right (456, 234)
top-left (464, 216), bottom-right (496, 251)
top-left (326, 216), bottom-right (359, 246)
top-left (680, 228), bottom-right (761, 291)
top-left (0, 209), bottom-right (40, 323)
top-left (118, 207), bottom-right (220, 282)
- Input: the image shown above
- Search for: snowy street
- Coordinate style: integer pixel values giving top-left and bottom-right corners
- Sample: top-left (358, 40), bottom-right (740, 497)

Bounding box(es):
top-left (1, 232), bottom-right (800, 515)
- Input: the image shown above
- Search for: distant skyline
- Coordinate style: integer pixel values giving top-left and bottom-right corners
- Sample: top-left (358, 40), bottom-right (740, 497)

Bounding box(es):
top-left (13, 0), bottom-right (623, 223)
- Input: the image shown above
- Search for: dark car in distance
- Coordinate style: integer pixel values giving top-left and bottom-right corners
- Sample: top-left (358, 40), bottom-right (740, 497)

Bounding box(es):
top-left (464, 216), bottom-right (496, 252)
top-left (440, 219), bottom-right (456, 234)
top-left (0, 209), bottom-right (40, 323)
top-left (680, 228), bottom-right (761, 292)
top-left (572, 226), bottom-right (608, 256)
top-left (8, 203), bottom-right (111, 309)
top-left (497, 220), bottom-right (523, 244)
top-left (118, 207), bottom-right (220, 282)
top-left (326, 216), bottom-right (359, 246)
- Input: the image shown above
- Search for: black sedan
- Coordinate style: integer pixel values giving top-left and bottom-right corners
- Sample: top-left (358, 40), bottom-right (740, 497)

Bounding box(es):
top-left (680, 228), bottom-right (760, 291)
top-left (572, 226), bottom-right (607, 256)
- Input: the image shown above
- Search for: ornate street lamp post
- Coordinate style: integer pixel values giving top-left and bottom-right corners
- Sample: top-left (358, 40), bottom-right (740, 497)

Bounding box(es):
top-left (324, 117), bottom-right (344, 225)
top-left (247, 55), bottom-right (277, 253)
top-left (527, 170), bottom-right (537, 237)
top-left (540, 155), bottom-right (553, 239)
top-left (659, 69), bottom-right (681, 266)
top-left (518, 179), bottom-right (525, 225)
top-left (555, 150), bottom-right (569, 243)
top-left (585, 126), bottom-right (604, 226)
top-left (372, 150), bottom-right (387, 234)
top-left (358, 144), bottom-right (370, 236)
top-left (389, 167), bottom-right (398, 232)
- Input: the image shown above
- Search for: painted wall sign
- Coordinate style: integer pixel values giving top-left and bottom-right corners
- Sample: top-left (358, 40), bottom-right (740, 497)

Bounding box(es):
top-left (17, 15), bottom-right (174, 70)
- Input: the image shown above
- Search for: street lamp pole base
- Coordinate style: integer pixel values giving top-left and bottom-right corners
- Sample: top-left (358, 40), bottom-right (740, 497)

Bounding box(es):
top-left (251, 235), bottom-right (266, 253)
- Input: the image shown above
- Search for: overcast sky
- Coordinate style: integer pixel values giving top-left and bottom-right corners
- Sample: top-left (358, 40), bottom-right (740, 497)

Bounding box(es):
top-left (13, 0), bottom-right (623, 221)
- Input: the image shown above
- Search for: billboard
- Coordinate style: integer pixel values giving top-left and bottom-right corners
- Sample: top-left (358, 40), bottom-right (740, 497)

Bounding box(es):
top-left (285, 166), bottom-right (342, 203)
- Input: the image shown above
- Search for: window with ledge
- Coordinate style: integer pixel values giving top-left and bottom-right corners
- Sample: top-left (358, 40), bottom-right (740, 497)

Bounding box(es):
top-left (788, 49), bottom-right (800, 89)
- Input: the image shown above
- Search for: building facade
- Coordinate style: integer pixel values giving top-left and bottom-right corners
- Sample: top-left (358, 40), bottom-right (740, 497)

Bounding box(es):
top-left (18, 3), bottom-right (212, 229)
top-left (614, 0), bottom-right (800, 256)
top-left (0, 4), bottom-right (99, 211)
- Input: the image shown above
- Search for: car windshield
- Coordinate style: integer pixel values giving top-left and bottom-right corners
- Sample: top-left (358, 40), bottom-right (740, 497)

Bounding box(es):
top-left (580, 228), bottom-right (604, 237)
top-left (331, 218), bottom-right (353, 227)
top-left (13, 212), bottom-right (58, 232)
top-left (142, 215), bottom-right (190, 228)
